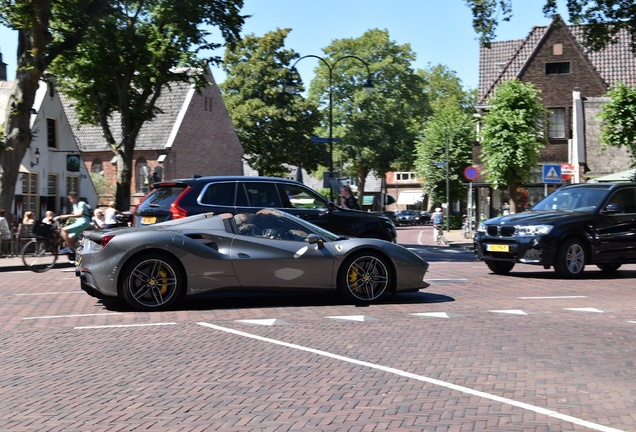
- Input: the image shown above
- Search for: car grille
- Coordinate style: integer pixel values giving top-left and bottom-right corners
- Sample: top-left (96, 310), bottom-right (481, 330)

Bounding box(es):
top-left (486, 225), bottom-right (516, 237)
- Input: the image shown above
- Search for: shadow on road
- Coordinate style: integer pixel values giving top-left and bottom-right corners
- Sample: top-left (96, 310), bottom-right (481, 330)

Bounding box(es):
top-left (97, 290), bottom-right (455, 312)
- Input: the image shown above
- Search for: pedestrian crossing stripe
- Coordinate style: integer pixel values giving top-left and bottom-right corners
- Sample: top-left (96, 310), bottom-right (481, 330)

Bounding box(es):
top-left (544, 167), bottom-right (560, 180)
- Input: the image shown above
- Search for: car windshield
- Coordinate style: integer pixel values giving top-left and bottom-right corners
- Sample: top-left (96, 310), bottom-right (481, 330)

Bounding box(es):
top-left (531, 187), bottom-right (607, 212)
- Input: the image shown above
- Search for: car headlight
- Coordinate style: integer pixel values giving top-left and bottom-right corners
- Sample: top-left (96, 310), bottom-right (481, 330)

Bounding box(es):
top-left (476, 223), bottom-right (487, 233)
top-left (516, 225), bottom-right (553, 235)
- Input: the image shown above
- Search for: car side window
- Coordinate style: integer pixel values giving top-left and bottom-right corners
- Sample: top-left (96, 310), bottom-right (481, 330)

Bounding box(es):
top-left (233, 212), bottom-right (311, 241)
top-left (199, 182), bottom-right (235, 206)
top-left (278, 184), bottom-right (328, 209)
top-left (606, 189), bottom-right (636, 214)
top-left (244, 183), bottom-right (281, 208)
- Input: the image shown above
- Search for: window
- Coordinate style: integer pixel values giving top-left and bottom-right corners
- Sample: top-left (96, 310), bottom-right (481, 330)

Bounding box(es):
top-left (66, 176), bottom-right (79, 196)
top-left (47, 118), bottom-right (57, 148)
top-left (91, 159), bottom-right (104, 175)
top-left (200, 182), bottom-right (236, 206)
top-left (546, 62), bottom-right (571, 75)
top-left (21, 173), bottom-right (39, 212)
top-left (135, 158), bottom-right (150, 193)
top-left (549, 108), bottom-right (566, 139)
top-left (396, 172), bottom-right (417, 181)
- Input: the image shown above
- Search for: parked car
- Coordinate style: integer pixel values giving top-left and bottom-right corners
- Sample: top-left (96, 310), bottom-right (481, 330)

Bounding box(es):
top-left (134, 176), bottom-right (396, 242)
top-left (474, 183), bottom-right (636, 278)
top-left (419, 211), bottom-right (431, 224)
top-left (76, 209), bottom-right (430, 311)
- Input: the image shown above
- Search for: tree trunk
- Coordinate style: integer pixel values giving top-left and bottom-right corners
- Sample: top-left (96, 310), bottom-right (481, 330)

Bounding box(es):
top-left (357, 162), bottom-right (369, 210)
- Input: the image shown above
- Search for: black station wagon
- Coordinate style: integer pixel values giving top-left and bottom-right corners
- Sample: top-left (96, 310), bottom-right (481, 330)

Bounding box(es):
top-left (134, 176), bottom-right (397, 242)
top-left (474, 182), bottom-right (636, 278)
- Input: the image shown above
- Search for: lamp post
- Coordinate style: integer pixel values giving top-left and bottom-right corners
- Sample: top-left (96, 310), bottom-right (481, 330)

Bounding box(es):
top-left (285, 54), bottom-right (374, 200)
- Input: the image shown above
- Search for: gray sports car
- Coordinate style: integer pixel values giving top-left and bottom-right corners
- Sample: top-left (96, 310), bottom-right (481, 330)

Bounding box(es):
top-left (76, 209), bottom-right (430, 311)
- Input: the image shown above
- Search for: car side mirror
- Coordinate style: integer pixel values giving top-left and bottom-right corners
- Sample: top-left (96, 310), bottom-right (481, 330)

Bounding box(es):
top-left (327, 201), bottom-right (337, 212)
top-left (603, 203), bottom-right (623, 214)
top-left (307, 234), bottom-right (323, 247)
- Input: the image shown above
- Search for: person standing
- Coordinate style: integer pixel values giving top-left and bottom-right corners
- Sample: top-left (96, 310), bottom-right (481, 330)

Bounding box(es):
top-left (104, 201), bottom-right (119, 228)
top-left (0, 209), bottom-right (12, 257)
top-left (57, 192), bottom-right (92, 253)
top-left (340, 185), bottom-right (361, 210)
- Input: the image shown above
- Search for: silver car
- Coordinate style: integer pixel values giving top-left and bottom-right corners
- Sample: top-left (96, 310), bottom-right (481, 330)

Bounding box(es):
top-left (76, 209), bottom-right (430, 311)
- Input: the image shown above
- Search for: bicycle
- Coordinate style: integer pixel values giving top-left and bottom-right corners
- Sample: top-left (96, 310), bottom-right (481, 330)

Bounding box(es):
top-left (21, 221), bottom-right (66, 272)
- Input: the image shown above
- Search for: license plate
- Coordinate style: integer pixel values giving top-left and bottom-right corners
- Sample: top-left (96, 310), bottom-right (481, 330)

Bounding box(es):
top-left (486, 244), bottom-right (509, 252)
top-left (142, 216), bottom-right (157, 225)
top-left (75, 255), bottom-right (82, 267)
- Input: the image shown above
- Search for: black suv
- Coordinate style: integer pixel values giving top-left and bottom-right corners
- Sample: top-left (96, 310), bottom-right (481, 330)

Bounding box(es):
top-left (134, 176), bottom-right (397, 242)
top-left (474, 182), bottom-right (636, 278)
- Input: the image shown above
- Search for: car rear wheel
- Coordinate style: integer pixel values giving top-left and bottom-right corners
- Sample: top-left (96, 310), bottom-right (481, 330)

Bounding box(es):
top-left (486, 261), bottom-right (515, 275)
top-left (554, 239), bottom-right (586, 278)
top-left (121, 254), bottom-right (183, 311)
top-left (338, 252), bottom-right (392, 304)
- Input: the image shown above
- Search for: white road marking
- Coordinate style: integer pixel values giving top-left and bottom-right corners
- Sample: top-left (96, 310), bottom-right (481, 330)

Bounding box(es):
top-left (16, 291), bottom-right (84, 296)
top-left (564, 308), bottom-right (604, 313)
top-left (411, 312), bottom-right (450, 318)
top-left (426, 278), bottom-right (468, 283)
top-left (327, 315), bottom-right (377, 322)
top-left (237, 319), bottom-right (285, 326)
top-left (489, 310), bottom-right (529, 315)
top-left (520, 296), bottom-right (587, 299)
top-left (75, 322), bottom-right (178, 329)
top-left (23, 313), bottom-right (122, 320)
top-left (196, 322), bottom-right (624, 432)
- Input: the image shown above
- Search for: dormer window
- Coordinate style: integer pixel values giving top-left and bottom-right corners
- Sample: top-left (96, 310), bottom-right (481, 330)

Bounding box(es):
top-left (546, 62), bottom-right (571, 75)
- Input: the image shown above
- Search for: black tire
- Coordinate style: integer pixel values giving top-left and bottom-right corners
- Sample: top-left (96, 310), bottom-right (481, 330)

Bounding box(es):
top-left (338, 251), bottom-right (393, 304)
top-left (21, 239), bottom-right (58, 273)
top-left (120, 254), bottom-right (184, 311)
top-left (486, 261), bottom-right (515, 275)
top-left (597, 263), bottom-right (622, 273)
top-left (554, 238), bottom-right (586, 278)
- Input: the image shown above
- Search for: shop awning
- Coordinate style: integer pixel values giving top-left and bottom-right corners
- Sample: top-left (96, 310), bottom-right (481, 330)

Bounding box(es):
top-left (397, 191), bottom-right (425, 205)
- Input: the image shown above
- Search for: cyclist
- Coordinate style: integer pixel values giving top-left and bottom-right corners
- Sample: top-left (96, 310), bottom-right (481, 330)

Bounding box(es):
top-left (57, 192), bottom-right (92, 253)
top-left (432, 207), bottom-right (444, 243)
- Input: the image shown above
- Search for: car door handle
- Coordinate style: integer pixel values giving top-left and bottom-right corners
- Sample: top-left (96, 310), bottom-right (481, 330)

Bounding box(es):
top-left (237, 253), bottom-right (250, 258)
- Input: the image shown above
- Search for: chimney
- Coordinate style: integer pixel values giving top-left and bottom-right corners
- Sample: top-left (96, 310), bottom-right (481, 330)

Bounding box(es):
top-left (0, 50), bottom-right (7, 81)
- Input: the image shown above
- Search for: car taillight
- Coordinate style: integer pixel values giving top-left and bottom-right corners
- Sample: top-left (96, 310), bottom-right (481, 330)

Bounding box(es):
top-left (170, 202), bottom-right (188, 219)
top-left (102, 234), bottom-right (116, 247)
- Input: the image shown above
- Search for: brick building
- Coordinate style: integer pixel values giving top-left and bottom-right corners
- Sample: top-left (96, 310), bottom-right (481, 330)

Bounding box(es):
top-left (474, 15), bottom-right (636, 218)
top-left (61, 65), bottom-right (244, 208)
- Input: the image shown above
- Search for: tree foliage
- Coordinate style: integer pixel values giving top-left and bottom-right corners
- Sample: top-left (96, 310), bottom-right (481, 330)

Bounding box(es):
top-left (465, 0), bottom-right (636, 52)
top-left (598, 82), bottom-right (636, 166)
top-left (220, 29), bottom-right (322, 176)
top-left (0, 0), bottom-right (109, 218)
top-left (479, 79), bottom-right (547, 212)
top-left (50, 0), bottom-right (245, 208)
top-left (309, 29), bottom-right (430, 202)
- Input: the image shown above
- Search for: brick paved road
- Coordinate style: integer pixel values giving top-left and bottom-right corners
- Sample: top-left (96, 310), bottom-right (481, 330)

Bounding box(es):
top-left (0, 225), bottom-right (634, 431)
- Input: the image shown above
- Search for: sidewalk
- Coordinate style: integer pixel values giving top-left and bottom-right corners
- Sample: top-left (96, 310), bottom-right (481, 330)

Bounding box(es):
top-left (0, 254), bottom-right (75, 272)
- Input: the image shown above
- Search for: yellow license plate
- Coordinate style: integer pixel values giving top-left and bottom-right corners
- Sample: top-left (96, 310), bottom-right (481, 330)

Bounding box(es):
top-left (486, 244), bottom-right (509, 252)
top-left (75, 255), bottom-right (82, 267)
top-left (142, 216), bottom-right (157, 225)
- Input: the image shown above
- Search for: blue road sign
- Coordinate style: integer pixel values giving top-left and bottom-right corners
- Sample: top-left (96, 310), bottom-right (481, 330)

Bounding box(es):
top-left (310, 136), bottom-right (341, 143)
top-left (542, 164), bottom-right (562, 183)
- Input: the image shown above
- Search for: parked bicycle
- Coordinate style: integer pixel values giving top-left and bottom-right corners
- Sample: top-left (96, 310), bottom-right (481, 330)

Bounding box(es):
top-left (21, 220), bottom-right (67, 272)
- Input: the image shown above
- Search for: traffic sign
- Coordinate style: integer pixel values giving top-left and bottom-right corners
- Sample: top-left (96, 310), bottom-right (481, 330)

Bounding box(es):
top-left (310, 136), bottom-right (341, 143)
top-left (464, 166), bottom-right (478, 181)
top-left (542, 164), bottom-right (562, 183)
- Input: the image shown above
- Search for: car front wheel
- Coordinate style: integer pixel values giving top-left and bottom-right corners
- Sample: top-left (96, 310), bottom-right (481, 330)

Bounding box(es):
top-left (338, 252), bottom-right (392, 304)
top-left (554, 239), bottom-right (586, 278)
top-left (120, 254), bottom-right (184, 311)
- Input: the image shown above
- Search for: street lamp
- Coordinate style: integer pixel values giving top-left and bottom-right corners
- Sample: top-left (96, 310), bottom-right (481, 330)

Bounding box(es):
top-left (285, 54), bottom-right (374, 200)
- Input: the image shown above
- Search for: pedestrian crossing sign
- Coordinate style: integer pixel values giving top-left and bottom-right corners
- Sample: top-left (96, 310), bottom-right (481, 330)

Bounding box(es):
top-left (542, 164), bottom-right (562, 184)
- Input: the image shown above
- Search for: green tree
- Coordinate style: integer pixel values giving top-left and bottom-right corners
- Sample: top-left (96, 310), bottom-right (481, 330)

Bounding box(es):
top-left (598, 82), bottom-right (636, 168)
top-left (418, 63), bottom-right (476, 113)
top-left (220, 29), bottom-right (322, 176)
top-left (479, 79), bottom-right (548, 212)
top-left (309, 29), bottom-right (430, 205)
top-left (465, 0), bottom-right (636, 51)
top-left (50, 0), bottom-right (245, 209)
top-left (415, 106), bottom-right (475, 210)
top-left (0, 0), bottom-right (109, 218)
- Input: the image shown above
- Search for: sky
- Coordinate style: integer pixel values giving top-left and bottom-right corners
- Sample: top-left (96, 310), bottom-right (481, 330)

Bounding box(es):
top-left (0, 0), bottom-right (570, 90)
